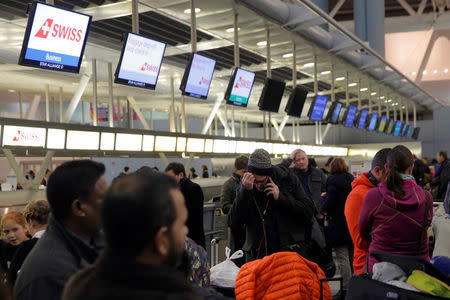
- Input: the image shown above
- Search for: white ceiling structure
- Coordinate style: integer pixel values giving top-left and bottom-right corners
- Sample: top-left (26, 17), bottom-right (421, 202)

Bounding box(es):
top-left (0, 0), bottom-right (446, 128)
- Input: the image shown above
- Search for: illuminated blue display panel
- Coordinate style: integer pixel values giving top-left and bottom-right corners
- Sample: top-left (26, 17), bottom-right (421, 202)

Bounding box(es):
top-left (344, 105), bottom-right (357, 128)
top-left (308, 95), bottom-right (329, 121)
top-left (368, 113), bottom-right (379, 131)
top-left (357, 110), bottom-right (369, 129)
top-left (378, 115), bottom-right (387, 133)
top-left (394, 121), bottom-right (403, 136)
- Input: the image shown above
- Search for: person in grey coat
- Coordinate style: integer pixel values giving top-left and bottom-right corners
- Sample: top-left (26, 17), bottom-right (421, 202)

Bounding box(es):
top-left (14, 160), bottom-right (107, 300)
top-left (221, 155), bottom-right (249, 214)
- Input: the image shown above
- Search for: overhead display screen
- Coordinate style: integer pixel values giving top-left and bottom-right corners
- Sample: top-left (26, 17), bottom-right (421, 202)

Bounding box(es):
top-left (308, 95), bottom-right (329, 121)
top-left (401, 123), bottom-right (409, 136)
top-left (406, 125), bottom-right (414, 138)
top-left (180, 53), bottom-right (216, 99)
top-left (18, 2), bottom-right (92, 73)
top-left (378, 115), bottom-right (387, 133)
top-left (393, 121), bottom-right (403, 136)
top-left (115, 33), bottom-right (166, 89)
top-left (343, 105), bottom-right (357, 127)
top-left (386, 119), bottom-right (395, 134)
top-left (356, 110), bottom-right (369, 129)
top-left (326, 102), bottom-right (343, 124)
top-left (367, 113), bottom-right (379, 131)
top-left (412, 127), bottom-right (420, 139)
top-left (225, 68), bottom-right (256, 107)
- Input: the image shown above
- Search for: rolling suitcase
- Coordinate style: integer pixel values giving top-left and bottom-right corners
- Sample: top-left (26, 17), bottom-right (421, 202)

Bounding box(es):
top-left (346, 251), bottom-right (450, 300)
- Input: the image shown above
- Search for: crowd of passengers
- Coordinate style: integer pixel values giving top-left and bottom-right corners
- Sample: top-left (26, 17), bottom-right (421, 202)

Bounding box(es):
top-left (0, 145), bottom-right (448, 299)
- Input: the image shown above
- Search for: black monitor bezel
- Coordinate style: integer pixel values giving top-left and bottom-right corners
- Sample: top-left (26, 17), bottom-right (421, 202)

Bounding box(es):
top-left (179, 52), bottom-right (216, 99)
top-left (412, 127), bottom-right (421, 140)
top-left (224, 67), bottom-right (256, 108)
top-left (257, 78), bottom-right (286, 113)
top-left (114, 32), bottom-right (167, 90)
top-left (325, 101), bottom-right (344, 124)
top-left (18, 1), bottom-right (92, 74)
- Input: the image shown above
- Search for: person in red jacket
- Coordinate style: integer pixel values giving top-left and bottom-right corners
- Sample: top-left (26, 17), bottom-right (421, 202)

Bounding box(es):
top-left (344, 148), bottom-right (391, 274)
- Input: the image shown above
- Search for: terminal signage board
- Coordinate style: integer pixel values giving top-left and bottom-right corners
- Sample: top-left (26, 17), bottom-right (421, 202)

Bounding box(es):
top-left (367, 113), bottom-right (379, 131)
top-left (344, 105), bottom-right (357, 128)
top-left (18, 2), bottom-right (92, 73)
top-left (180, 53), bottom-right (216, 99)
top-left (115, 33), bottom-right (166, 89)
top-left (378, 115), bottom-right (387, 133)
top-left (393, 121), bottom-right (403, 136)
top-left (2, 125), bottom-right (46, 147)
top-left (225, 68), bottom-right (255, 107)
top-left (357, 110), bottom-right (369, 129)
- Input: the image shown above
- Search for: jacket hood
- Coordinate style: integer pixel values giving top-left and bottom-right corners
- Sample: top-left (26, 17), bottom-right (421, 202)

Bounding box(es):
top-left (351, 172), bottom-right (375, 190)
top-left (376, 179), bottom-right (426, 211)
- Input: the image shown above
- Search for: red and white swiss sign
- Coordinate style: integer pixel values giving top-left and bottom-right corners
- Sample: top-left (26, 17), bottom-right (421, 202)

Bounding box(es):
top-left (27, 3), bottom-right (90, 58)
top-left (2, 126), bottom-right (46, 147)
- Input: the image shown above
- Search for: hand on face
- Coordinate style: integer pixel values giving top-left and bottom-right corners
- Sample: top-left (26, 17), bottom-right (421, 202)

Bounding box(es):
top-left (242, 172), bottom-right (255, 190)
top-left (264, 177), bottom-right (280, 200)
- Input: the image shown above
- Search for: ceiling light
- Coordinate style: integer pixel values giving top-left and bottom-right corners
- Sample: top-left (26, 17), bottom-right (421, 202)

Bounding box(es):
top-left (387, 99), bottom-right (392, 103)
top-left (370, 92), bottom-right (377, 96)
top-left (433, 69), bottom-right (438, 74)
top-left (336, 77), bottom-right (345, 81)
top-left (360, 87), bottom-right (368, 91)
top-left (303, 62), bottom-right (314, 68)
top-left (282, 53), bottom-right (293, 58)
top-left (394, 102), bottom-right (398, 105)
top-left (380, 96), bottom-right (385, 99)
top-left (184, 8), bottom-right (201, 14)
top-left (401, 106), bottom-right (405, 109)
top-left (412, 71), bottom-right (416, 75)
top-left (423, 70), bottom-right (427, 75)
top-left (348, 82), bottom-right (357, 87)
top-left (445, 69), bottom-right (449, 73)
top-left (7, 89), bottom-right (15, 93)
top-left (321, 70), bottom-right (331, 75)
top-left (226, 27), bottom-right (240, 33)
top-left (384, 100), bottom-right (388, 103)
top-left (257, 41), bottom-right (267, 46)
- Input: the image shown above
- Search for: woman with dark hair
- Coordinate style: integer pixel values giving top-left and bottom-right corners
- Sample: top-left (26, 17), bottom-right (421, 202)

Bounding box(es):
top-left (322, 158), bottom-right (354, 289)
top-left (359, 146), bottom-right (433, 272)
top-left (201, 165), bottom-right (209, 178)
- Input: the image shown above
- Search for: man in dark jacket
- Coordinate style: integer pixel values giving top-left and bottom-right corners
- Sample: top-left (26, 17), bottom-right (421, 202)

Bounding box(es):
top-left (221, 155), bottom-right (248, 214)
top-left (62, 172), bottom-right (229, 300)
top-left (14, 160), bottom-right (107, 300)
top-left (432, 151), bottom-right (450, 199)
top-left (166, 162), bottom-right (206, 248)
top-left (281, 149), bottom-right (327, 213)
top-left (413, 155), bottom-right (430, 186)
top-left (230, 149), bottom-right (314, 261)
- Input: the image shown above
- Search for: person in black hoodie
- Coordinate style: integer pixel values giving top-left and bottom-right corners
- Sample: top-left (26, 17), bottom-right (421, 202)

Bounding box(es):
top-left (8, 200), bottom-right (50, 285)
top-left (431, 151), bottom-right (450, 199)
top-left (322, 158), bottom-right (354, 290)
top-left (166, 162), bottom-right (206, 248)
top-left (62, 172), bottom-right (229, 300)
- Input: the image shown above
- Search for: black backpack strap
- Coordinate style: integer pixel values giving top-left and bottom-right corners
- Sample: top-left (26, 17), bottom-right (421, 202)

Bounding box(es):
top-left (418, 189), bottom-right (431, 253)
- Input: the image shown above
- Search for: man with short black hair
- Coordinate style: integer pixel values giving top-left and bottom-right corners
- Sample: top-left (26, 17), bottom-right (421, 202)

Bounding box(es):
top-left (63, 173), bottom-right (229, 300)
top-left (166, 162), bottom-right (205, 248)
top-left (344, 148), bottom-right (391, 274)
top-left (124, 166), bottom-right (130, 175)
top-left (15, 160), bottom-right (107, 300)
top-left (432, 151), bottom-right (450, 199)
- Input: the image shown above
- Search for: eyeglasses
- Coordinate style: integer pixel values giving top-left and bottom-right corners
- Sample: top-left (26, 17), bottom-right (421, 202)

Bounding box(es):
top-left (253, 176), bottom-right (269, 189)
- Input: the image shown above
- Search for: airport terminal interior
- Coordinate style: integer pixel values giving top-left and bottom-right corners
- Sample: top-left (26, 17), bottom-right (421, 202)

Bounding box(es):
top-left (0, 0), bottom-right (449, 299)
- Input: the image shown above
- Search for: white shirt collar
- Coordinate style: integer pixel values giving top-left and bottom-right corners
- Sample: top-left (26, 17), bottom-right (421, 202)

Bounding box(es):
top-left (32, 230), bottom-right (45, 239)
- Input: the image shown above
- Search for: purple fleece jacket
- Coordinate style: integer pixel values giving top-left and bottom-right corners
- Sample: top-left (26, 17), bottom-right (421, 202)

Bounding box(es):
top-left (359, 179), bottom-right (433, 272)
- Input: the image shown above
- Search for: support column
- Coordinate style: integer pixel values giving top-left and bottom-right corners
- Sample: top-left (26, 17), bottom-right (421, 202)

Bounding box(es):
top-left (59, 87), bottom-right (63, 123)
top-left (181, 95), bottom-right (186, 133)
top-left (117, 97), bottom-right (122, 127)
top-left (45, 84), bottom-right (50, 122)
top-left (190, 0), bottom-right (197, 52)
top-left (108, 62), bottom-right (114, 128)
top-left (92, 59), bottom-right (98, 126)
top-left (64, 69), bottom-right (91, 123)
top-left (18, 92), bottom-right (23, 119)
top-left (354, 0), bottom-right (385, 57)
top-left (131, 0), bottom-right (139, 34)
top-left (406, 101), bottom-right (409, 124)
top-left (413, 103), bottom-right (417, 127)
top-left (169, 78), bottom-right (176, 132)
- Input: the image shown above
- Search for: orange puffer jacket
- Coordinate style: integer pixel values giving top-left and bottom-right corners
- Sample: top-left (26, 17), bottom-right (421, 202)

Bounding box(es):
top-left (235, 252), bottom-right (331, 300)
